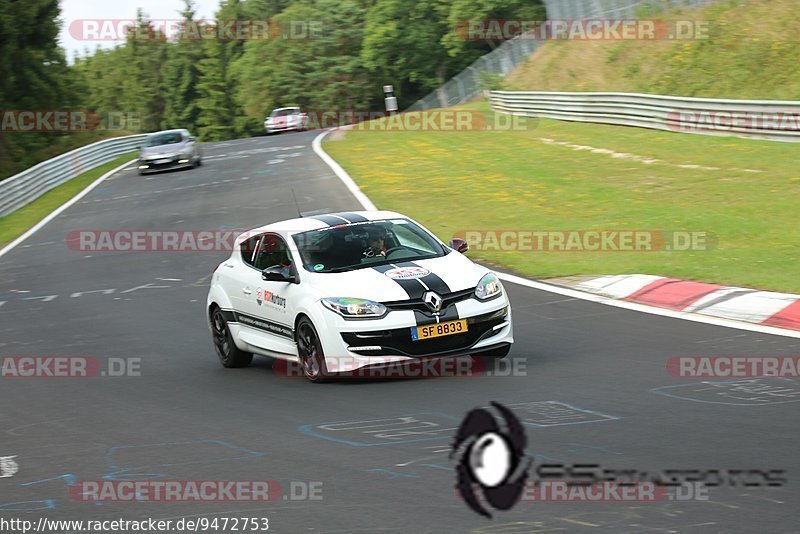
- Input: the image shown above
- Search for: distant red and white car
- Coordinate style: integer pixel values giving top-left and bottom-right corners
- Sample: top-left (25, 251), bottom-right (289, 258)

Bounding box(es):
top-left (206, 211), bottom-right (513, 382)
top-left (264, 107), bottom-right (308, 134)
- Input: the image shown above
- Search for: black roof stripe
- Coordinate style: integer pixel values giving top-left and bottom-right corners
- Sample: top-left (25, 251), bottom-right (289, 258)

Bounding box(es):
top-left (335, 212), bottom-right (369, 223)
top-left (309, 214), bottom-right (349, 226)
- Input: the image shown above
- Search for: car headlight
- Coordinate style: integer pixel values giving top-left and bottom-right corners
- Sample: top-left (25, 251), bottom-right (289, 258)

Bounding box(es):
top-left (475, 273), bottom-right (502, 300)
top-left (321, 297), bottom-right (387, 318)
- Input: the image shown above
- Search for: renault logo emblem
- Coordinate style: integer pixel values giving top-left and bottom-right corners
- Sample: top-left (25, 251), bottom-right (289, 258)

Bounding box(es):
top-left (423, 291), bottom-right (443, 313)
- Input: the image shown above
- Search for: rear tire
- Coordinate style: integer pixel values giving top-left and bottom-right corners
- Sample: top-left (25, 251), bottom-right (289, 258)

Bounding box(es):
top-left (211, 308), bottom-right (253, 368)
top-left (296, 316), bottom-right (329, 383)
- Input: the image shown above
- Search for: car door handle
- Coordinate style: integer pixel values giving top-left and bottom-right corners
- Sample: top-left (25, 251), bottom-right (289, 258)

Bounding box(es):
top-left (242, 288), bottom-right (252, 295)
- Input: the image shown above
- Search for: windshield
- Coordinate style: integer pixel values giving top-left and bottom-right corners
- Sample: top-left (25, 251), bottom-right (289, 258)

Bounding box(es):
top-left (292, 219), bottom-right (446, 273)
top-left (146, 132), bottom-right (183, 146)
top-left (270, 108), bottom-right (298, 118)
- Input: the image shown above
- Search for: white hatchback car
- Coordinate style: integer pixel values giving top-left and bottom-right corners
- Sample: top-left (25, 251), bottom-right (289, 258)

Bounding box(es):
top-left (264, 107), bottom-right (308, 134)
top-left (207, 211), bottom-right (513, 381)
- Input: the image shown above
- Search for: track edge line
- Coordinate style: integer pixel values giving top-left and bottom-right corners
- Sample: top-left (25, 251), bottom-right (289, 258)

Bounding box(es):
top-left (0, 158), bottom-right (137, 260)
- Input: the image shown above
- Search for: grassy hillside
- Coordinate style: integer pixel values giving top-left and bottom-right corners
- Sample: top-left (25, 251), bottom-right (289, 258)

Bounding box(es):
top-left (506, 0), bottom-right (800, 100)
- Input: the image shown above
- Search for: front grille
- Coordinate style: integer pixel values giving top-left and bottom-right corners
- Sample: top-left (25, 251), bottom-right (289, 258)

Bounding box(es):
top-left (341, 307), bottom-right (508, 357)
top-left (382, 288), bottom-right (474, 313)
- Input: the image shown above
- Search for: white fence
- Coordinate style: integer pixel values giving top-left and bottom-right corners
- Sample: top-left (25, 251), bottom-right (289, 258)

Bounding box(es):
top-left (0, 135), bottom-right (146, 218)
top-left (489, 91), bottom-right (800, 142)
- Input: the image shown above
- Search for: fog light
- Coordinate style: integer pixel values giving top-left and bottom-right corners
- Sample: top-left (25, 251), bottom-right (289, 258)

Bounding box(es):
top-left (178, 159), bottom-right (190, 163)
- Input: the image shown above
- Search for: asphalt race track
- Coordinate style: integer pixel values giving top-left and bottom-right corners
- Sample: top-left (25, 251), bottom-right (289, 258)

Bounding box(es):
top-left (1, 132), bottom-right (798, 533)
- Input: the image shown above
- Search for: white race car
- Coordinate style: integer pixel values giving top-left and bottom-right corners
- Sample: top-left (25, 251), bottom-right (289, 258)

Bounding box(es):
top-left (264, 107), bottom-right (308, 134)
top-left (206, 211), bottom-right (513, 382)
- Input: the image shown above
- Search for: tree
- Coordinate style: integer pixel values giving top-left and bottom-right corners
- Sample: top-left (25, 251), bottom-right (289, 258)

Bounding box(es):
top-left (361, 0), bottom-right (458, 108)
top-left (196, 28), bottom-right (235, 140)
top-left (162, 0), bottom-right (204, 131)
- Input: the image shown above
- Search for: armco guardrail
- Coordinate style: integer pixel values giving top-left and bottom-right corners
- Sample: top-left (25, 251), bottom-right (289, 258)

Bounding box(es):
top-left (489, 91), bottom-right (800, 142)
top-left (0, 134), bottom-right (147, 218)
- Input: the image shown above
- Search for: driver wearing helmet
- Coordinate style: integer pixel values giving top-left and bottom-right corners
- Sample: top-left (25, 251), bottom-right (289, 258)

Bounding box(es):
top-left (364, 227), bottom-right (389, 258)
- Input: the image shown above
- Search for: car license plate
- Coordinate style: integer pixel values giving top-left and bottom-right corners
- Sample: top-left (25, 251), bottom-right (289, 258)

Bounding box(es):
top-left (411, 319), bottom-right (468, 341)
top-left (155, 158), bottom-right (171, 164)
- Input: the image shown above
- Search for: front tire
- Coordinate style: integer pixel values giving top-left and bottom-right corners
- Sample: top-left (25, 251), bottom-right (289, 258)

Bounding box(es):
top-left (211, 308), bottom-right (253, 368)
top-left (296, 317), bottom-right (329, 383)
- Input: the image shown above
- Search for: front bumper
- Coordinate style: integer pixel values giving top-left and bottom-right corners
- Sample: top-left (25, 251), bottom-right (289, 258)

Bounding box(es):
top-left (138, 157), bottom-right (194, 173)
top-left (316, 294), bottom-right (513, 374)
top-left (265, 125), bottom-right (302, 133)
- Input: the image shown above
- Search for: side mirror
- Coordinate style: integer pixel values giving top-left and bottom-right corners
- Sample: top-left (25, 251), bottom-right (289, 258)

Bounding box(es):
top-left (450, 238), bottom-right (469, 254)
top-left (188, 136), bottom-right (197, 142)
top-left (261, 265), bottom-right (298, 284)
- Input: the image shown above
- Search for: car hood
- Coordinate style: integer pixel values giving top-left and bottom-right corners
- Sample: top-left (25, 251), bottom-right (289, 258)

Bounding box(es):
top-left (302, 251), bottom-right (488, 302)
top-left (141, 142), bottom-right (189, 157)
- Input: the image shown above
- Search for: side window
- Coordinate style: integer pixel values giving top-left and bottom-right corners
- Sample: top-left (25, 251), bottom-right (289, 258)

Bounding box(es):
top-left (240, 235), bottom-right (263, 267)
top-left (254, 234), bottom-right (293, 271)
top-left (394, 225), bottom-right (438, 254)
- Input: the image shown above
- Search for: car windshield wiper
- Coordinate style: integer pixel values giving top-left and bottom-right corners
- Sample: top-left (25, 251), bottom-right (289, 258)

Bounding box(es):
top-left (321, 266), bottom-right (363, 274)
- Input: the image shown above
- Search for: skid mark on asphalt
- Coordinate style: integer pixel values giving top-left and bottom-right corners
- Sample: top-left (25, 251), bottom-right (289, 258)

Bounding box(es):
top-left (300, 403), bottom-right (620, 448)
top-left (0, 277), bottom-right (214, 312)
top-left (650, 378), bottom-right (800, 405)
top-left (299, 413), bottom-right (459, 447)
top-left (506, 401), bottom-right (620, 427)
top-left (300, 403), bottom-right (622, 481)
top-left (105, 440), bottom-right (264, 471)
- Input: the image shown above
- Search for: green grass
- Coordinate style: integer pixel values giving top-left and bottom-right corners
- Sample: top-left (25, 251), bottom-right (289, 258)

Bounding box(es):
top-left (0, 153), bottom-right (137, 248)
top-left (324, 104), bottom-right (800, 293)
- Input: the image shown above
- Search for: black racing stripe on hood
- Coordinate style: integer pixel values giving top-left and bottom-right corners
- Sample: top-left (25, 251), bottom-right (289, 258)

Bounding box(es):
top-left (309, 214), bottom-right (349, 226)
top-left (413, 309), bottom-right (433, 326)
top-left (372, 264), bottom-right (425, 300)
top-left (437, 303), bottom-right (461, 322)
top-left (392, 261), bottom-right (452, 296)
top-left (335, 212), bottom-right (369, 223)
top-left (412, 303), bottom-right (461, 328)
top-left (419, 270), bottom-right (451, 295)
